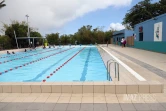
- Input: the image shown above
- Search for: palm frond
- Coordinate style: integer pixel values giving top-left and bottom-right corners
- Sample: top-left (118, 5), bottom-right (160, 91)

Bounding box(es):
top-left (0, 0), bottom-right (6, 9)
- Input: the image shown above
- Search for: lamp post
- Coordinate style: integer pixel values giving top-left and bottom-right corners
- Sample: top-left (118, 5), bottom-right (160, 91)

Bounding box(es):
top-left (25, 14), bottom-right (30, 46)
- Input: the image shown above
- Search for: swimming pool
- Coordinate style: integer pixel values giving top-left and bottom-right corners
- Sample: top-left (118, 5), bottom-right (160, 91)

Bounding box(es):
top-left (0, 46), bottom-right (107, 82)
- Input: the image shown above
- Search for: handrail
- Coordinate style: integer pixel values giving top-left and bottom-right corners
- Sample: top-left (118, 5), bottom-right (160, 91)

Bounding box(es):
top-left (106, 59), bottom-right (114, 80)
top-left (98, 45), bottom-right (120, 81)
top-left (108, 61), bottom-right (120, 81)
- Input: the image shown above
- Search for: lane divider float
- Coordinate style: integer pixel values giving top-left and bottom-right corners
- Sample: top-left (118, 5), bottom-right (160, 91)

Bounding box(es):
top-left (0, 47), bottom-right (75, 75)
top-left (0, 48), bottom-right (42, 59)
top-left (42, 47), bottom-right (85, 82)
top-left (0, 48), bottom-right (62, 64)
top-left (0, 47), bottom-right (60, 59)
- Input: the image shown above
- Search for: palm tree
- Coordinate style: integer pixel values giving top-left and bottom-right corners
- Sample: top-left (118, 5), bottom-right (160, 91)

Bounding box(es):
top-left (0, 0), bottom-right (6, 9)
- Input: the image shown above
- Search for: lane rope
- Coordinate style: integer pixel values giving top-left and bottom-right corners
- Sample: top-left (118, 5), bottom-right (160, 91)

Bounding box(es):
top-left (0, 47), bottom-right (75, 75)
top-left (23, 48), bottom-right (80, 82)
top-left (0, 48), bottom-right (62, 64)
top-left (0, 48), bottom-right (43, 59)
top-left (42, 47), bottom-right (85, 82)
top-left (0, 47), bottom-right (61, 59)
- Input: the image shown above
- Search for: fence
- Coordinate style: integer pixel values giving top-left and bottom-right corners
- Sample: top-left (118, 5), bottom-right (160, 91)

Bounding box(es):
top-left (127, 36), bottom-right (134, 47)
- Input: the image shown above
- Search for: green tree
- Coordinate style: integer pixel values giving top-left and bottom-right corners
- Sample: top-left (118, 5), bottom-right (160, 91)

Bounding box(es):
top-left (46, 33), bottom-right (59, 45)
top-left (44, 25), bottom-right (114, 45)
top-left (60, 34), bottom-right (70, 45)
top-left (122, 0), bottom-right (166, 28)
top-left (0, 35), bottom-right (12, 49)
top-left (77, 25), bottom-right (93, 44)
top-left (30, 31), bottom-right (42, 37)
top-left (30, 31), bottom-right (42, 46)
top-left (2, 21), bottom-right (42, 48)
top-left (158, 0), bottom-right (166, 14)
top-left (104, 30), bottom-right (113, 43)
top-left (0, 0), bottom-right (6, 9)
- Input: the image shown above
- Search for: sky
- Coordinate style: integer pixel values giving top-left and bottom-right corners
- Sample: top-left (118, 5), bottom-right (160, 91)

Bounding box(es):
top-left (0, 0), bottom-right (159, 36)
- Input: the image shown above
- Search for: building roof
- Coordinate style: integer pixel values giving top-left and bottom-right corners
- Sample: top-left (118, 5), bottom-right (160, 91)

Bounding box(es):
top-left (16, 37), bottom-right (44, 39)
top-left (113, 29), bottom-right (125, 36)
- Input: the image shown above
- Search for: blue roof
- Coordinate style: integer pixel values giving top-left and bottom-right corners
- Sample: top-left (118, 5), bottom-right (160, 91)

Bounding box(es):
top-left (113, 29), bottom-right (125, 35)
top-left (113, 29), bottom-right (133, 36)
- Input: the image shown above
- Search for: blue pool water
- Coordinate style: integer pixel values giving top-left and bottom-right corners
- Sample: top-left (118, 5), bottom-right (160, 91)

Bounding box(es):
top-left (0, 46), bottom-right (107, 82)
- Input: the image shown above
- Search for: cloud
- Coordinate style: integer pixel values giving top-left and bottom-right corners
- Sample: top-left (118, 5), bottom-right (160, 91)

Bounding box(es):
top-left (109, 23), bottom-right (125, 31)
top-left (0, 0), bottom-right (132, 35)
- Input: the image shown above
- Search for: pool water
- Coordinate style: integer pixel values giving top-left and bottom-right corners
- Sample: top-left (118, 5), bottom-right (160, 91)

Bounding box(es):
top-left (0, 46), bottom-right (107, 82)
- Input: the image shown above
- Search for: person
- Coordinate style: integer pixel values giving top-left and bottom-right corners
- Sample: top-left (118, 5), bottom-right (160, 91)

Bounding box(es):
top-left (123, 39), bottom-right (127, 47)
top-left (25, 49), bottom-right (27, 52)
top-left (30, 41), bottom-right (32, 48)
top-left (7, 51), bottom-right (10, 54)
top-left (34, 46), bottom-right (36, 50)
top-left (12, 51), bottom-right (15, 54)
top-left (121, 38), bottom-right (124, 47)
top-left (43, 46), bottom-right (46, 49)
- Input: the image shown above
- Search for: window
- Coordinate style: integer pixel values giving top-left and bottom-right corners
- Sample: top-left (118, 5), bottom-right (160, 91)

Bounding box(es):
top-left (139, 26), bottom-right (143, 41)
top-left (139, 33), bottom-right (143, 41)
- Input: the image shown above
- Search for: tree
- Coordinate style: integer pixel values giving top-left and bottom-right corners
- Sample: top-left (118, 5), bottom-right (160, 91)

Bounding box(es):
top-left (76, 25), bottom-right (93, 44)
top-left (30, 31), bottom-right (42, 46)
top-left (158, 0), bottom-right (166, 14)
top-left (122, 0), bottom-right (166, 28)
top-left (46, 33), bottom-right (59, 45)
top-left (104, 30), bottom-right (113, 43)
top-left (60, 34), bottom-right (70, 45)
top-left (0, 0), bottom-right (6, 9)
top-left (45, 25), bottom-right (114, 45)
top-left (0, 35), bottom-right (12, 49)
top-left (30, 31), bottom-right (42, 37)
top-left (2, 20), bottom-right (42, 48)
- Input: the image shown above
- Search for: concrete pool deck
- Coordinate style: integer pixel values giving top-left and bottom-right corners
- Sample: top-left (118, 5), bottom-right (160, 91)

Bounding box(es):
top-left (103, 44), bottom-right (166, 87)
top-left (0, 93), bottom-right (166, 111)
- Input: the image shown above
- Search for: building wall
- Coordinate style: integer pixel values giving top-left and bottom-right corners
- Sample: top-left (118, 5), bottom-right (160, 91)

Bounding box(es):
top-left (133, 41), bottom-right (166, 53)
top-left (113, 34), bottom-right (124, 45)
top-left (134, 13), bottom-right (166, 42)
top-left (133, 13), bottom-right (166, 53)
top-left (113, 29), bottom-right (134, 45)
top-left (125, 30), bottom-right (134, 38)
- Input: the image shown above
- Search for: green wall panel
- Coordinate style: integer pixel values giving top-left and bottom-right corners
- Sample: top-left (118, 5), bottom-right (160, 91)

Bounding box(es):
top-left (133, 41), bottom-right (166, 53)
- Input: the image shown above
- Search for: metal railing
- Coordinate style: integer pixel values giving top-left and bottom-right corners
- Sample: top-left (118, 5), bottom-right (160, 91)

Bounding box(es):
top-left (97, 45), bottom-right (120, 81)
top-left (107, 59), bottom-right (120, 81)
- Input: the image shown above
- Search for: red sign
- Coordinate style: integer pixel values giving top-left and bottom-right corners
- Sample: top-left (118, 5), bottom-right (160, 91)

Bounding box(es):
top-left (139, 27), bottom-right (143, 33)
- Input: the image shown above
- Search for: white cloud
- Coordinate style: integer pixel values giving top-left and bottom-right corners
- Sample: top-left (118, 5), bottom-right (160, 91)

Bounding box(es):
top-left (109, 23), bottom-right (125, 31)
top-left (0, 0), bottom-right (132, 35)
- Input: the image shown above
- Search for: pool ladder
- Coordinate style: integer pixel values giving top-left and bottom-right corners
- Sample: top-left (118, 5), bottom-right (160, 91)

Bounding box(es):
top-left (107, 59), bottom-right (120, 81)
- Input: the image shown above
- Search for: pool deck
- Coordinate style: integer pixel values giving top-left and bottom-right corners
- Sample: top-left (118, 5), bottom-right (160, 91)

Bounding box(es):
top-left (99, 45), bottom-right (165, 94)
top-left (0, 93), bottom-right (165, 111)
top-left (103, 44), bottom-right (166, 88)
top-left (0, 45), bottom-right (166, 111)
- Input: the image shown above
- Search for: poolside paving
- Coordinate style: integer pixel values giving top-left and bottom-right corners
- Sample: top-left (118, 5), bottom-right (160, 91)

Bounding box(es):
top-left (108, 45), bottom-right (166, 80)
top-left (99, 45), bottom-right (166, 89)
top-left (0, 93), bottom-right (166, 111)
